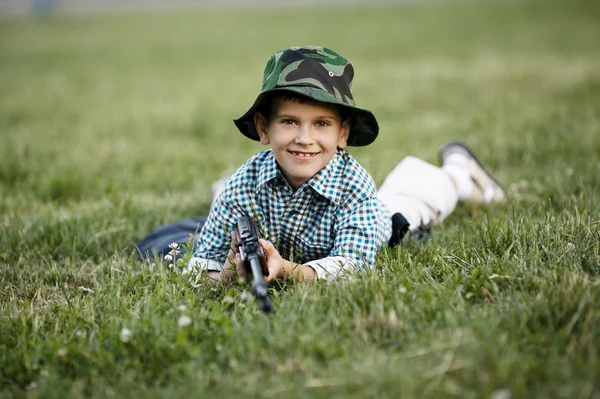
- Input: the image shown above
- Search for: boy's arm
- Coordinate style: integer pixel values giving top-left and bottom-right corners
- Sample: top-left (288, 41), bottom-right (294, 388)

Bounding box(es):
top-left (257, 239), bottom-right (317, 283)
top-left (304, 197), bottom-right (391, 281)
top-left (185, 194), bottom-right (241, 277)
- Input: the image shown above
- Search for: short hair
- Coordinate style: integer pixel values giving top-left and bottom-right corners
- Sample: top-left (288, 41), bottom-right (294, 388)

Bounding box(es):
top-left (256, 91), bottom-right (353, 124)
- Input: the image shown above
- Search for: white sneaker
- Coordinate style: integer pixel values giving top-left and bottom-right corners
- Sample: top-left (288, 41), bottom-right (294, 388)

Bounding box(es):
top-left (438, 141), bottom-right (506, 203)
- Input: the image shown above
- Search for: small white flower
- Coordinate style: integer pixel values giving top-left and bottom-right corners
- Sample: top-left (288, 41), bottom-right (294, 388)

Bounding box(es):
top-left (490, 388), bottom-right (512, 399)
top-left (222, 296), bottom-right (235, 304)
top-left (399, 286), bottom-right (407, 294)
top-left (177, 304), bottom-right (187, 312)
top-left (239, 291), bottom-right (253, 302)
top-left (178, 315), bottom-right (192, 328)
top-left (120, 327), bottom-right (133, 343)
top-left (57, 347), bottom-right (68, 357)
top-left (169, 248), bottom-right (181, 256)
top-left (567, 242), bottom-right (576, 251)
top-left (388, 309), bottom-right (399, 328)
top-left (169, 243), bottom-right (179, 250)
top-left (40, 369), bottom-right (50, 377)
top-left (168, 263), bottom-right (174, 269)
top-left (566, 167), bottom-right (574, 176)
top-left (27, 381), bottom-right (38, 390)
top-left (164, 254), bottom-right (173, 262)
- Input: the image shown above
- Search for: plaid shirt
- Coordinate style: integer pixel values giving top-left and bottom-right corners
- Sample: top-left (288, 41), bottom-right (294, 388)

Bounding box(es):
top-left (188, 148), bottom-right (392, 280)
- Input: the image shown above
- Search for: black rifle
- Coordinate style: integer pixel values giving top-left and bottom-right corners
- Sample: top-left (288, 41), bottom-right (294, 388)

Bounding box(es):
top-left (235, 216), bottom-right (273, 313)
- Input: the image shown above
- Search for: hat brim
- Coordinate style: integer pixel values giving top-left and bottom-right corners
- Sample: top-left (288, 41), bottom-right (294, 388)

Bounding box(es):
top-left (233, 86), bottom-right (379, 147)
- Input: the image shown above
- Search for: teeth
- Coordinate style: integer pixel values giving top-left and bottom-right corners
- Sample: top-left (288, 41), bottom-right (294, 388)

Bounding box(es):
top-left (292, 152), bottom-right (315, 158)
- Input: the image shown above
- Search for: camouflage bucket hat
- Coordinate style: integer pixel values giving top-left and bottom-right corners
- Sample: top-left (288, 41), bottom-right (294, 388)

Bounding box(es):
top-left (234, 46), bottom-right (379, 147)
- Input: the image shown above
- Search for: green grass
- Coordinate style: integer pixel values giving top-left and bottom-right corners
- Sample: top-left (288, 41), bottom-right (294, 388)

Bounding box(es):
top-left (1, 1), bottom-right (600, 397)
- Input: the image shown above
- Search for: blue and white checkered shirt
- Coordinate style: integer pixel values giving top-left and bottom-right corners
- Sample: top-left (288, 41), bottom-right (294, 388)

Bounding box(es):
top-left (188, 148), bottom-right (392, 280)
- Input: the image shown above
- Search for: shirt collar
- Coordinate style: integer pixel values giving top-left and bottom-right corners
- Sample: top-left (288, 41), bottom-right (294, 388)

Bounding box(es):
top-left (256, 148), bottom-right (346, 205)
top-left (257, 150), bottom-right (281, 188)
top-left (305, 148), bottom-right (345, 205)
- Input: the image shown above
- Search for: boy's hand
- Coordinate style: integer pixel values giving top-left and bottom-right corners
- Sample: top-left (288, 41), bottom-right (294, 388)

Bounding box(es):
top-left (219, 231), bottom-right (246, 282)
top-left (204, 232), bottom-right (244, 285)
top-left (259, 239), bottom-right (317, 282)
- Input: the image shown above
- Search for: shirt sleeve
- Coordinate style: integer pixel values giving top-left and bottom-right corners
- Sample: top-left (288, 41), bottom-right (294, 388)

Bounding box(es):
top-left (184, 193), bottom-right (243, 275)
top-left (303, 256), bottom-right (350, 281)
top-left (318, 197), bottom-right (390, 280)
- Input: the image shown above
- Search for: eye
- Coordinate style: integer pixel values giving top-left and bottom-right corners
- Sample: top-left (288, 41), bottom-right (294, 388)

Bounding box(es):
top-left (281, 119), bottom-right (297, 125)
top-left (315, 120), bottom-right (331, 127)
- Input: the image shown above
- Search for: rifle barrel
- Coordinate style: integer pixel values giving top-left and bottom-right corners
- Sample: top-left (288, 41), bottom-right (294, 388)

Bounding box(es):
top-left (248, 254), bottom-right (273, 313)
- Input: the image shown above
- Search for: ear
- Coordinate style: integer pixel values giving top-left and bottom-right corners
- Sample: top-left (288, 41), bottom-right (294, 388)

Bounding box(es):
top-left (337, 117), bottom-right (351, 148)
top-left (253, 112), bottom-right (270, 145)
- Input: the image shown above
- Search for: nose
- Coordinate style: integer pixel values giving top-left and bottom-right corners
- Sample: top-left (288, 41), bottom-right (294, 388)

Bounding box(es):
top-left (295, 125), bottom-right (314, 145)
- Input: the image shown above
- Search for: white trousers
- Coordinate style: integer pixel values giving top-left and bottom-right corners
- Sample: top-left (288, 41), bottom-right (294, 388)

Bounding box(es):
top-left (212, 156), bottom-right (459, 232)
top-left (377, 156), bottom-right (458, 231)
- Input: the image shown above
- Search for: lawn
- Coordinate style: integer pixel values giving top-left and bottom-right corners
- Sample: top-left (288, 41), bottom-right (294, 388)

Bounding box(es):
top-left (1, 1), bottom-right (599, 397)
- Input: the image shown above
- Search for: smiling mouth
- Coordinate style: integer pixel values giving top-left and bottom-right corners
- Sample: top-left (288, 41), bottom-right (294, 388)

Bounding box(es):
top-left (289, 151), bottom-right (319, 158)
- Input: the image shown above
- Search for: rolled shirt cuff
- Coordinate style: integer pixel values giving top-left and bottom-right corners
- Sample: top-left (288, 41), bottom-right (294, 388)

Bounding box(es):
top-left (303, 256), bottom-right (352, 281)
top-left (185, 256), bottom-right (223, 275)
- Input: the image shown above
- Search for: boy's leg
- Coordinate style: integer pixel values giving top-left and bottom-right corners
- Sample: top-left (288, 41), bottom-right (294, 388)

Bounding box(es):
top-left (378, 142), bottom-right (506, 232)
top-left (136, 217), bottom-right (208, 260)
top-left (378, 156), bottom-right (458, 231)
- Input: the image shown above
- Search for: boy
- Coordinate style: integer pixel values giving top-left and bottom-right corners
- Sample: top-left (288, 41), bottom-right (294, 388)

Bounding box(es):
top-left (185, 46), bottom-right (505, 283)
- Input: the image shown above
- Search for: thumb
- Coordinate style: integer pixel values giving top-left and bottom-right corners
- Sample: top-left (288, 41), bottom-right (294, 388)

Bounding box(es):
top-left (259, 239), bottom-right (277, 257)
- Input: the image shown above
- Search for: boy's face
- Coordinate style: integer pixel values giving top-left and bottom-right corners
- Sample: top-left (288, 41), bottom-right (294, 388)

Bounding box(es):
top-left (254, 98), bottom-right (350, 191)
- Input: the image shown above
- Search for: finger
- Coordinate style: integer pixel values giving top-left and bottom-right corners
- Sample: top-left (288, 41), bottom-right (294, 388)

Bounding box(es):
top-left (235, 253), bottom-right (248, 280)
top-left (263, 261), bottom-right (279, 283)
top-left (230, 231), bottom-right (240, 253)
top-left (224, 247), bottom-right (236, 268)
top-left (257, 239), bottom-right (273, 275)
top-left (258, 239), bottom-right (276, 256)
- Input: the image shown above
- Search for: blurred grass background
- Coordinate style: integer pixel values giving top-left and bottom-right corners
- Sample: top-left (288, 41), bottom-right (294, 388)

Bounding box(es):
top-left (1, 1), bottom-right (599, 397)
